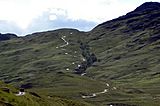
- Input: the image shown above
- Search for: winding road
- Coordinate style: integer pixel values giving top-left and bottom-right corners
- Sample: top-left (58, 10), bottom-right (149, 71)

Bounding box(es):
top-left (56, 35), bottom-right (117, 99)
top-left (81, 87), bottom-right (109, 99)
top-left (81, 83), bottom-right (117, 99)
top-left (82, 89), bottom-right (108, 99)
top-left (60, 36), bottom-right (69, 47)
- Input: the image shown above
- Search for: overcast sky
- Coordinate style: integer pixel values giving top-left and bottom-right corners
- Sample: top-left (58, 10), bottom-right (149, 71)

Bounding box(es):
top-left (0, 0), bottom-right (159, 35)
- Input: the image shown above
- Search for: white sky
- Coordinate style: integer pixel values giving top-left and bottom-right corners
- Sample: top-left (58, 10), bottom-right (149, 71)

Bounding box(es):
top-left (0, 0), bottom-right (159, 29)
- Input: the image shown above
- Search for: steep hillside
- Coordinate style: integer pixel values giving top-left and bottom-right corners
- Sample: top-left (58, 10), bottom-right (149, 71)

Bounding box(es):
top-left (88, 1), bottom-right (160, 82)
top-left (85, 2), bottom-right (160, 105)
top-left (0, 2), bottom-right (160, 106)
top-left (88, 1), bottom-right (160, 85)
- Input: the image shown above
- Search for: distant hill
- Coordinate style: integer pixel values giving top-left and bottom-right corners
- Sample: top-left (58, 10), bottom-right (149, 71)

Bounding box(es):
top-left (0, 33), bottom-right (17, 41)
top-left (0, 2), bottom-right (160, 106)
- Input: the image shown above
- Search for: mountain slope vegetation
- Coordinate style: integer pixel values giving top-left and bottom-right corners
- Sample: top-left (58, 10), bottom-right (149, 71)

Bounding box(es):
top-left (0, 81), bottom-right (91, 106)
top-left (0, 2), bottom-right (160, 106)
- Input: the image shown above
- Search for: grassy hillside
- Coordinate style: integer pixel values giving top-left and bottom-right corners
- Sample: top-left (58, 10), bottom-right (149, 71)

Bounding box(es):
top-left (0, 2), bottom-right (160, 106)
top-left (88, 1), bottom-right (160, 84)
top-left (0, 29), bottom-right (106, 106)
top-left (0, 81), bottom-right (91, 106)
top-left (85, 2), bottom-right (160, 105)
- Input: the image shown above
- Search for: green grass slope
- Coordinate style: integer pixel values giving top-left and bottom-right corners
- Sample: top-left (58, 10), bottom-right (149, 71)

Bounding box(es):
top-left (0, 81), bottom-right (91, 106)
top-left (84, 2), bottom-right (160, 105)
top-left (88, 1), bottom-right (160, 88)
top-left (0, 29), bottom-right (104, 105)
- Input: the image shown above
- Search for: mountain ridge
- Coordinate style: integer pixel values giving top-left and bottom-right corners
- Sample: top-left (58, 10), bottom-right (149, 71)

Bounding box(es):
top-left (97, 2), bottom-right (160, 28)
top-left (0, 33), bottom-right (17, 41)
top-left (134, 2), bottom-right (160, 12)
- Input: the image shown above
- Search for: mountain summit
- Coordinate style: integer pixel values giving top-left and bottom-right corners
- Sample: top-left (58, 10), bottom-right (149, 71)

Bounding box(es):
top-left (97, 2), bottom-right (160, 27)
top-left (134, 2), bottom-right (160, 12)
top-left (95, 2), bottom-right (160, 34)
